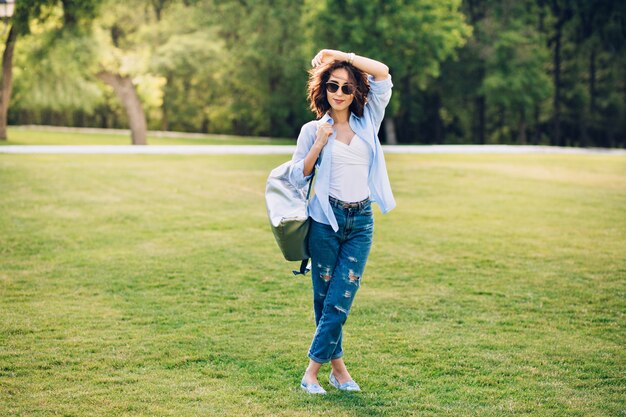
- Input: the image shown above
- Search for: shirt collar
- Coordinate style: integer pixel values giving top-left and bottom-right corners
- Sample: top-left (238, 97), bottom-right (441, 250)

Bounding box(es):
top-left (320, 112), bottom-right (334, 125)
top-left (320, 111), bottom-right (358, 125)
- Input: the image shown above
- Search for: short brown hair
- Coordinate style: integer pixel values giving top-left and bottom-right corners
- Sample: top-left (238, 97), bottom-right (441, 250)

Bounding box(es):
top-left (307, 61), bottom-right (370, 119)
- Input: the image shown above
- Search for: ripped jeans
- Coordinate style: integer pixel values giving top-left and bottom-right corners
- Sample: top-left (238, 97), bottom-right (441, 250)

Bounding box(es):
top-left (307, 197), bottom-right (374, 364)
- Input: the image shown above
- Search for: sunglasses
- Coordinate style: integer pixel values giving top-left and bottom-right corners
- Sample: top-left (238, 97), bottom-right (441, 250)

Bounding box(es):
top-left (326, 81), bottom-right (355, 95)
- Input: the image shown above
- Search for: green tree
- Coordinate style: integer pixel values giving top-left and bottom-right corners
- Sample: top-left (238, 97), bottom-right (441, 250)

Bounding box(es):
top-left (480, 1), bottom-right (552, 144)
top-left (12, 16), bottom-right (104, 123)
top-left (0, 0), bottom-right (100, 139)
top-left (306, 0), bottom-right (472, 143)
top-left (532, 0), bottom-right (626, 147)
top-left (544, 0), bottom-right (574, 146)
top-left (93, 0), bottom-right (159, 145)
top-left (566, 0), bottom-right (625, 147)
top-left (206, 0), bottom-right (309, 137)
top-left (150, 1), bottom-right (224, 133)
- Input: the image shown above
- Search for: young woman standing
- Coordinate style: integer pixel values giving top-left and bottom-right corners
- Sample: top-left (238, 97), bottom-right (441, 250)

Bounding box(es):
top-left (289, 49), bottom-right (395, 394)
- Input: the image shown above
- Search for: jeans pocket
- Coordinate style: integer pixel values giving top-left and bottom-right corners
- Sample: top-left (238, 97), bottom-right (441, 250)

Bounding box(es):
top-left (360, 203), bottom-right (373, 216)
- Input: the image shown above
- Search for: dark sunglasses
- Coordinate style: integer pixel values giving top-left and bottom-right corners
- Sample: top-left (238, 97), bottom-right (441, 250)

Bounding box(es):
top-left (326, 81), bottom-right (355, 95)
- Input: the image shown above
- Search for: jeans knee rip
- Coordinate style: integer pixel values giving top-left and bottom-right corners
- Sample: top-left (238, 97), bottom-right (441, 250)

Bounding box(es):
top-left (348, 270), bottom-right (361, 284)
top-left (334, 305), bottom-right (349, 315)
top-left (319, 266), bottom-right (332, 282)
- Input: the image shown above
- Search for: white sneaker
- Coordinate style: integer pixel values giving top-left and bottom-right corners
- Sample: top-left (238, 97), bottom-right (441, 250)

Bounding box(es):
top-left (300, 377), bottom-right (327, 395)
top-left (329, 372), bottom-right (361, 392)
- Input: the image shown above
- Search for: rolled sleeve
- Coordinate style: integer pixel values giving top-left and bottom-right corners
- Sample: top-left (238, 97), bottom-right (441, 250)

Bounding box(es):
top-left (366, 75), bottom-right (393, 132)
top-left (289, 158), bottom-right (312, 189)
top-left (369, 74), bottom-right (393, 97)
top-left (289, 122), bottom-right (316, 188)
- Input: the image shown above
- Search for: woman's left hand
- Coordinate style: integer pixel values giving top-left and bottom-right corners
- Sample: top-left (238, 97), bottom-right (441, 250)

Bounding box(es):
top-left (311, 49), bottom-right (342, 67)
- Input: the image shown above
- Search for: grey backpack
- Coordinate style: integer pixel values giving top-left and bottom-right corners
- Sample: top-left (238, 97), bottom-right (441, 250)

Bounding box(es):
top-left (265, 160), bottom-right (316, 275)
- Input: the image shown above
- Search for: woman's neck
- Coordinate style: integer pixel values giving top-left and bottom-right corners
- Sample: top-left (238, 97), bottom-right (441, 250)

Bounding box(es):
top-left (330, 109), bottom-right (350, 124)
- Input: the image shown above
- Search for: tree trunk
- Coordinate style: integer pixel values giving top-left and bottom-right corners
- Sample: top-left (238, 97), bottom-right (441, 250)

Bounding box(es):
top-left (589, 47), bottom-right (596, 115)
top-left (161, 73), bottom-right (171, 132)
top-left (99, 111), bottom-right (108, 128)
top-left (200, 115), bottom-right (209, 133)
top-left (475, 95), bottom-right (486, 144)
top-left (587, 46), bottom-right (596, 148)
top-left (384, 117), bottom-right (398, 145)
top-left (552, 25), bottom-right (562, 146)
top-left (161, 104), bottom-right (168, 131)
top-left (97, 71), bottom-right (147, 145)
top-left (518, 109), bottom-right (527, 144)
top-left (432, 93), bottom-right (444, 144)
top-left (466, 0), bottom-right (486, 145)
top-left (497, 105), bottom-right (506, 142)
top-left (534, 0), bottom-right (546, 146)
top-left (548, 0), bottom-right (573, 147)
top-left (533, 104), bottom-right (541, 144)
top-left (0, 25), bottom-right (17, 140)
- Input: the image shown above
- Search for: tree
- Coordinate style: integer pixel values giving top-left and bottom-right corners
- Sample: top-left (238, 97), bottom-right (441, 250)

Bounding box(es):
top-left (0, 0), bottom-right (100, 140)
top-left (535, 0), bottom-right (626, 147)
top-left (480, 1), bottom-right (552, 144)
top-left (567, 0), bottom-right (625, 147)
top-left (150, 1), bottom-right (224, 133)
top-left (545, 0), bottom-right (574, 146)
top-left (12, 23), bottom-right (104, 122)
top-left (93, 0), bottom-right (156, 145)
top-left (305, 0), bottom-right (472, 143)
top-left (6, 0), bottom-right (624, 147)
top-left (463, 0), bottom-right (488, 144)
top-left (206, 0), bottom-right (310, 138)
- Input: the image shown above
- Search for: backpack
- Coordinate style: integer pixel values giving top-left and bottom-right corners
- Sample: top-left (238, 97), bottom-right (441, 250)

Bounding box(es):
top-left (265, 160), bottom-right (315, 275)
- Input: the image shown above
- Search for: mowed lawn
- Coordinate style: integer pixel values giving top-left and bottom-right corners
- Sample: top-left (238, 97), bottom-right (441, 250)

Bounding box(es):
top-left (0, 153), bottom-right (624, 416)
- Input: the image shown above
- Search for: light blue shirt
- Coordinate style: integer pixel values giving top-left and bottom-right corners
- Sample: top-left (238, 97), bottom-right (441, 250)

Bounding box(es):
top-left (289, 75), bottom-right (396, 232)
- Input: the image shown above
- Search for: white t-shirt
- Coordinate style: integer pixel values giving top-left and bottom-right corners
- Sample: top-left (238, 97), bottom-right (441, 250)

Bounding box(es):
top-left (329, 134), bottom-right (371, 202)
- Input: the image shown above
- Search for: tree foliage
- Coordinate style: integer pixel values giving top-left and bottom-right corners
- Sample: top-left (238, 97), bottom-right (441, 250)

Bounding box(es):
top-left (8, 0), bottom-right (626, 147)
top-left (305, 0), bottom-right (472, 143)
top-left (206, 0), bottom-right (310, 136)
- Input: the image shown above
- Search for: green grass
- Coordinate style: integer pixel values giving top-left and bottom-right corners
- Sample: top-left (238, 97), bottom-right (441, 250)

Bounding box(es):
top-left (0, 127), bottom-right (294, 146)
top-left (1, 153), bottom-right (624, 416)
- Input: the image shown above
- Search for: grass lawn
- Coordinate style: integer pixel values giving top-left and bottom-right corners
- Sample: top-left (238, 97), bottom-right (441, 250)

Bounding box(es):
top-left (0, 127), bottom-right (294, 146)
top-left (0, 152), bottom-right (624, 416)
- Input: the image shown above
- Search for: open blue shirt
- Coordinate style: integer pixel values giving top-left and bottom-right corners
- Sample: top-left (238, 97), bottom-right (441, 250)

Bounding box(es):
top-left (289, 75), bottom-right (396, 232)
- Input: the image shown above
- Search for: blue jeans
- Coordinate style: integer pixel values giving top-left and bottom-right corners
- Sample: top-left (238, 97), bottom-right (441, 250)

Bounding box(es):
top-left (307, 197), bottom-right (374, 364)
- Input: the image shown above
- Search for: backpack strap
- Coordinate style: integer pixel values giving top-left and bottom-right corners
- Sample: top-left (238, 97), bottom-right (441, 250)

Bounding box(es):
top-left (292, 259), bottom-right (310, 276)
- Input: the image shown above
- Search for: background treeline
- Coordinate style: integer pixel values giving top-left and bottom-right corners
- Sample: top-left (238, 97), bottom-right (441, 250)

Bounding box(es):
top-left (6, 0), bottom-right (626, 147)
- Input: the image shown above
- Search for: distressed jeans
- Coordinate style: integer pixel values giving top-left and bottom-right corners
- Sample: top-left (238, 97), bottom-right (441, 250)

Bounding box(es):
top-left (307, 197), bottom-right (374, 364)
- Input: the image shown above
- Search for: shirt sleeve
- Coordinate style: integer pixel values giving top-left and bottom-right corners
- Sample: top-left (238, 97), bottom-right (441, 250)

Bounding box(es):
top-left (289, 122), bottom-right (315, 188)
top-left (365, 74), bottom-right (393, 133)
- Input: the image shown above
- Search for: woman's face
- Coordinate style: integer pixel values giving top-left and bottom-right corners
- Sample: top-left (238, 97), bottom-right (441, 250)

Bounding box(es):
top-left (326, 68), bottom-right (354, 114)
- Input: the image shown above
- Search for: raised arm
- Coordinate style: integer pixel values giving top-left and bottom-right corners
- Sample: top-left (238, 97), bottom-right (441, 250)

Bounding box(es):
top-left (311, 49), bottom-right (389, 81)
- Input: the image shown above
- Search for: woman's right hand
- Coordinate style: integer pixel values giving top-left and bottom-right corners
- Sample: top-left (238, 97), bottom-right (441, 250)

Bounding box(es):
top-left (314, 122), bottom-right (333, 149)
top-left (303, 122), bottom-right (333, 176)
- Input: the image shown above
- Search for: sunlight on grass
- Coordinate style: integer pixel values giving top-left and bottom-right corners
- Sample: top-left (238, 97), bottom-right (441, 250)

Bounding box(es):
top-left (0, 153), bottom-right (624, 416)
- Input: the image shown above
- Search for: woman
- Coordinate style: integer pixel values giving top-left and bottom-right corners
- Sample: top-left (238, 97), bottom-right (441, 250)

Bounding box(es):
top-left (289, 49), bottom-right (395, 394)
